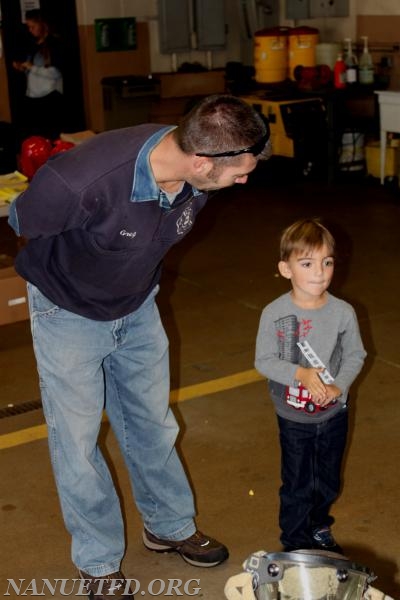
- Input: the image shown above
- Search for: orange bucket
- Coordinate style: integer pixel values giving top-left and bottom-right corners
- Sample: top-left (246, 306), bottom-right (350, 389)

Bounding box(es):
top-left (288, 26), bottom-right (319, 80)
top-left (254, 27), bottom-right (290, 83)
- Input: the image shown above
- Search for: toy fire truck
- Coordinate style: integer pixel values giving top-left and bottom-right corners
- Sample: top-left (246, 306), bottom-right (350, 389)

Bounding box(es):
top-left (285, 384), bottom-right (336, 413)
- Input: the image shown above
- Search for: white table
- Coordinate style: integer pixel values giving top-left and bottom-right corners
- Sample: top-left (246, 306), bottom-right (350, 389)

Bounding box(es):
top-left (375, 90), bottom-right (400, 183)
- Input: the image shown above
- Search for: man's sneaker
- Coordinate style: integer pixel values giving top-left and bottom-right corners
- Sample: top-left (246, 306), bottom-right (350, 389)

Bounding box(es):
top-left (312, 526), bottom-right (343, 554)
top-left (79, 570), bottom-right (134, 599)
top-left (143, 528), bottom-right (229, 567)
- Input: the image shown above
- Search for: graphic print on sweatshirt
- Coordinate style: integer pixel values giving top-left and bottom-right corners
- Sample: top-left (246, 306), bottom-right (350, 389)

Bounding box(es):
top-left (176, 205), bottom-right (194, 235)
top-left (274, 314), bottom-right (336, 414)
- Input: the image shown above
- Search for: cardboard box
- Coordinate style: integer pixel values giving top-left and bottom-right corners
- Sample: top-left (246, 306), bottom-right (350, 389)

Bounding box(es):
top-left (365, 140), bottom-right (400, 179)
top-left (0, 266), bottom-right (29, 325)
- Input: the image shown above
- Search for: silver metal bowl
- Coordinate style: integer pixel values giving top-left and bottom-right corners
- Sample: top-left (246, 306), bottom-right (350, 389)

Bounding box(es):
top-left (243, 550), bottom-right (376, 600)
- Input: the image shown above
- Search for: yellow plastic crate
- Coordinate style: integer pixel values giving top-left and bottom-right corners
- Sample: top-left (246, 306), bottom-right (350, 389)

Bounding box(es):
top-left (366, 140), bottom-right (400, 178)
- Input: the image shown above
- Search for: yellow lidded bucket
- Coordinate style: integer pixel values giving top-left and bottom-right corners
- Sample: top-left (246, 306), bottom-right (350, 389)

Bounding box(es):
top-left (288, 26), bottom-right (319, 80)
top-left (254, 27), bottom-right (290, 83)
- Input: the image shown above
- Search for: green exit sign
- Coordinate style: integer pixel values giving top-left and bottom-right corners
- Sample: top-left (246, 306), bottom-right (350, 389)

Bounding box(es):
top-left (95, 17), bottom-right (137, 52)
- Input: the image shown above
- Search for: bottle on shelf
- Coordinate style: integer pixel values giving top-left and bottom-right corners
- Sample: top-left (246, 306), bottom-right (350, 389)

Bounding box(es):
top-left (344, 38), bottom-right (358, 84)
top-left (334, 53), bottom-right (347, 89)
top-left (359, 36), bottom-right (374, 85)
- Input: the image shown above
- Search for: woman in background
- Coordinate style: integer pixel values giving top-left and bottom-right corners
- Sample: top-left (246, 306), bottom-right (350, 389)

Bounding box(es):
top-left (13, 9), bottom-right (65, 142)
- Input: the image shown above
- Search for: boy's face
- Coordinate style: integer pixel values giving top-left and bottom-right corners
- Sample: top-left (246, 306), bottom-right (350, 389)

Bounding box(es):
top-left (278, 243), bottom-right (334, 302)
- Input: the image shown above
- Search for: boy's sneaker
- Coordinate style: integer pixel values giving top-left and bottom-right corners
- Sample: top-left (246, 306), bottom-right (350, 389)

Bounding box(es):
top-left (312, 526), bottom-right (343, 554)
top-left (79, 570), bottom-right (134, 599)
top-left (143, 528), bottom-right (229, 567)
top-left (283, 544), bottom-right (313, 552)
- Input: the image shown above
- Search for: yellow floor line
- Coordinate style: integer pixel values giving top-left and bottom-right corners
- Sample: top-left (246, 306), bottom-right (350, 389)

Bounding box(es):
top-left (0, 423), bottom-right (48, 450)
top-left (0, 369), bottom-right (264, 451)
top-left (169, 368), bottom-right (264, 403)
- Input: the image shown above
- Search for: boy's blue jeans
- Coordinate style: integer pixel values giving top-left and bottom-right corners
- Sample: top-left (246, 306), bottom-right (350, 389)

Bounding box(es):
top-left (277, 408), bottom-right (348, 549)
top-left (27, 283), bottom-right (196, 576)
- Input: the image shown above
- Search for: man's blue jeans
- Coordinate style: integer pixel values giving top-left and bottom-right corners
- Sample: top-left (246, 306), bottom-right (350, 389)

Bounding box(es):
top-left (27, 283), bottom-right (196, 576)
top-left (277, 408), bottom-right (348, 549)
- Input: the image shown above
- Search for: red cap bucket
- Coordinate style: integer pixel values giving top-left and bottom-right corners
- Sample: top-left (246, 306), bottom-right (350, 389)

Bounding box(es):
top-left (254, 27), bottom-right (291, 83)
top-left (288, 26), bottom-right (319, 80)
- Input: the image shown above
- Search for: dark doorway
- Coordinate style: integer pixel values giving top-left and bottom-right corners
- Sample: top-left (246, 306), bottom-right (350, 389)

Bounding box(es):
top-left (0, 0), bottom-right (86, 143)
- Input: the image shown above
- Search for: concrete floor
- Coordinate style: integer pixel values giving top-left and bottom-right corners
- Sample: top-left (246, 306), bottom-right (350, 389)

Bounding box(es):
top-left (1, 161), bottom-right (400, 599)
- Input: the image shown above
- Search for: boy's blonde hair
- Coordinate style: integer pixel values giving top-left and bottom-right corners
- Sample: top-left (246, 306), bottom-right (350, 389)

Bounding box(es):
top-left (280, 218), bottom-right (335, 261)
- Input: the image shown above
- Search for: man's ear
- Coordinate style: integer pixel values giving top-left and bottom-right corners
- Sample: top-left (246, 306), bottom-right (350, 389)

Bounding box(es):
top-left (192, 155), bottom-right (211, 174)
top-left (278, 260), bottom-right (292, 279)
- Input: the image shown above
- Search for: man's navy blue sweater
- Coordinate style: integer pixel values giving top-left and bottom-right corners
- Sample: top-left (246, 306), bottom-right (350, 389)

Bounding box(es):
top-left (8, 124), bottom-right (208, 320)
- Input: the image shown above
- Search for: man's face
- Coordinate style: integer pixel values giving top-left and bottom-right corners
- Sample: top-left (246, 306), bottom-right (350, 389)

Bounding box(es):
top-left (190, 154), bottom-right (258, 191)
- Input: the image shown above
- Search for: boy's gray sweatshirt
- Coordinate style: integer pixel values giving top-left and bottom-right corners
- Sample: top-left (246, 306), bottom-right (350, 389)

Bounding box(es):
top-left (255, 292), bottom-right (366, 423)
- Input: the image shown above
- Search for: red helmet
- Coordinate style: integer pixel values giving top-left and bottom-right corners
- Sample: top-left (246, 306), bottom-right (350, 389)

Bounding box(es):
top-left (50, 139), bottom-right (75, 156)
top-left (20, 136), bottom-right (53, 179)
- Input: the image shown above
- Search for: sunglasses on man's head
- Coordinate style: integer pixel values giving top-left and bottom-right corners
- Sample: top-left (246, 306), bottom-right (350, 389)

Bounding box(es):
top-left (195, 130), bottom-right (270, 158)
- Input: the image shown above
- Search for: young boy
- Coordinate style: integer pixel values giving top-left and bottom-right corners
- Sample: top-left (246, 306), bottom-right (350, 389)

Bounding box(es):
top-left (255, 218), bottom-right (366, 554)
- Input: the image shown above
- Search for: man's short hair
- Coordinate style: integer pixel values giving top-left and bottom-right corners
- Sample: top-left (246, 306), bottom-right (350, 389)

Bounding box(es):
top-left (175, 94), bottom-right (271, 162)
